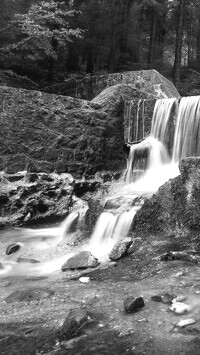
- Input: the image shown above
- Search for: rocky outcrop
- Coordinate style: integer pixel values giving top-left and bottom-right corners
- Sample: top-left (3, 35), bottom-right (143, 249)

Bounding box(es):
top-left (132, 157), bottom-right (200, 254)
top-left (0, 171), bottom-right (74, 228)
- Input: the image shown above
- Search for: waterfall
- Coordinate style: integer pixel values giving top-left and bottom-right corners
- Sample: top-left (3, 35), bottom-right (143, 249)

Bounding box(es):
top-left (151, 98), bottom-right (177, 142)
top-left (172, 96), bottom-right (200, 162)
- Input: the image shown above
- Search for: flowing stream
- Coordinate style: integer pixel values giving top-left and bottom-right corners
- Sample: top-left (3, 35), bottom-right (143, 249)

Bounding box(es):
top-left (1, 95), bottom-right (200, 276)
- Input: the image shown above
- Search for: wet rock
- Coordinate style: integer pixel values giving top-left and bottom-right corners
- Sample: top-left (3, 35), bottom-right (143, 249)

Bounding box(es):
top-left (74, 180), bottom-right (101, 198)
top-left (124, 296), bottom-right (145, 313)
top-left (0, 193), bottom-right (9, 205)
top-left (6, 243), bottom-right (22, 255)
top-left (105, 196), bottom-right (136, 210)
top-left (5, 173), bottom-right (25, 182)
top-left (17, 257), bottom-right (40, 264)
top-left (0, 172), bottom-right (74, 228)
top-left (151, 293), bottom-right (176, 305)
top-left (62, 251), bottom-right (99, 271)
top-left (58, 308), bottom-right (91, 340)
top-left (26, 173), bottom-right (39, 183)
top-left (5, 288), bottom-right (54, 303)
top-left (109, 238), bottom-right (133, 261)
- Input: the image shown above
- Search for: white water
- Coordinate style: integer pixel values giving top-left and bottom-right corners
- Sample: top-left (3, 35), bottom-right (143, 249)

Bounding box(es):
top-left (151, 98), bottom-right (177, 142)
top-left (16, 211), bottom-right (80, 249)
top-left (87, 208), bottom-right (137, 261)
top-left (0, 211), bottom-right (81, 276)
top-left (172, 96), bottom-right (200, 162)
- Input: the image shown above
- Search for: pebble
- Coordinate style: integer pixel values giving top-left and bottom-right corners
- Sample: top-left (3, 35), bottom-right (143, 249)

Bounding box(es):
top-left (79, 277), bottom-right (90, 283)
top-left (170, 302), bottom-right (190, 314)
top-left (177, 319), bottom-right (196, 327)
top-left (175, 271), bottom-right (186, 277)
top-left (137, 318), bottom-right (148, 323)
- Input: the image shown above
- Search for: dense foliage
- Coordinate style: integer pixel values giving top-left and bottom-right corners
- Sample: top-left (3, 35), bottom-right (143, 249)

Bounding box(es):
top-left (0, 0), bottom-right (199, 90)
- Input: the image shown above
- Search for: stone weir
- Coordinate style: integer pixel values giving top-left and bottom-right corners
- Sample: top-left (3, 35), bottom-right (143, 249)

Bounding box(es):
top-left (0, 70), bottom-right (179, 178)
top-left (42, 69), bottom-right (180, 101)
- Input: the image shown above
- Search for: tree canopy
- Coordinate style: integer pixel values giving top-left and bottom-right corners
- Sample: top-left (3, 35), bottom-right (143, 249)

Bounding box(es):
top-left (0, 0), bottom-right (199, 91)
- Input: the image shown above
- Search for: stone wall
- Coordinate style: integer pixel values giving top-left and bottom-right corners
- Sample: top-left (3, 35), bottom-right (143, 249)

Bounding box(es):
top-left (0, 84), bottom-right (152, 178)
top-left (42, 69), bottom-right (180, 101)
top-left (124, 99), bottom-right (156, 143)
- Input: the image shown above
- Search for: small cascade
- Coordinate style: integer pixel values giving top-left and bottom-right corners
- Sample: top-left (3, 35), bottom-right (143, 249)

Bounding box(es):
top-left (60, 211), bottom-right (80, 239)
top-left (24, 211), bottom-right (81, 247)
top-left (125, 137), bottom-right (170, 184)
top-left (172, 96), bottom-right (200, 162)
top-left (88, 208), bottom-right (137, 261)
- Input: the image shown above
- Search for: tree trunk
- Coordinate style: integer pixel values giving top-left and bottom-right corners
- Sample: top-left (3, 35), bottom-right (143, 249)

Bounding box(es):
top-left (173, 0), bottom-right (185, 89)
top-left (66, 43), bottom-right (80, 72)
top-left (148, 8), bottom-right (157, 69)
top-left (196, 6), bottom-right (200, 71)
top-left (187, 5), bottom-right (194, 67)
top-left (86, 45), bottom-right (94, 73)
top-left (107, 0), bottom-right (121, 72)
top-left (119, 0), bottom-right (132, 54)
top-left (48, 60), bottom-right (54, 82)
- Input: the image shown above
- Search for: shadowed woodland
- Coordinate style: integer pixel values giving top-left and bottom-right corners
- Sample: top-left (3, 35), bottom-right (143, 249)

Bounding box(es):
top-left (0, 0), bottom-right (200, 95)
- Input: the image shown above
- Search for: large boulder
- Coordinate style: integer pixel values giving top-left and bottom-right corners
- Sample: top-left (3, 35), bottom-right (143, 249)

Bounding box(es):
top-left (132, 157), bottom-right (200, 254)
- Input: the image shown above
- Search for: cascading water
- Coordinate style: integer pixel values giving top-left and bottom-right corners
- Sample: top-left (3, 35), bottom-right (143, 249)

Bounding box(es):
top-left (87, 208), bottom-right (137, 261)
top-left (172, 96), bottom-right (200, 162)
top-left (0, 211), bottom-right (84, 276)
top-left (125, 97), bottom-right (179, 189)
top-left (2, 95), bottom-right (200, 275)
top-left (151, 98), bottom-right (177, 142)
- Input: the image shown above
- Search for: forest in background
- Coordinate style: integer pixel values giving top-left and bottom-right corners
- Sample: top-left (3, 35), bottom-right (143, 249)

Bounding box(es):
top-left (0, 0), bottom-right (199, 94)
